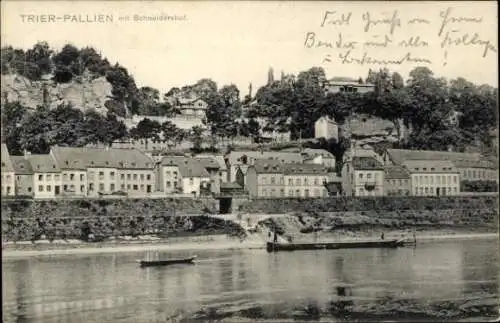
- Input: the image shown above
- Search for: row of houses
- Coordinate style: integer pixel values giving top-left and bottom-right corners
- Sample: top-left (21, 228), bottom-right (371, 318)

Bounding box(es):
top-left (1, 143), bottom-right (498, 199)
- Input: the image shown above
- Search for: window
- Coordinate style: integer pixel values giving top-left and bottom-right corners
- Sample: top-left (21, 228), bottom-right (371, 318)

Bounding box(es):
top-left (453, 187), bottom-right (457, 194)
top-left (453, 176), bottom-right (457, 184)
top-left (127, 174), bottom-right (131, 180)
top-left (47, 174), bottom-right (52, 181)
top-left (110, 184), bottom-right (115, 191)
top-left (133, 174), bottom-right (138, 180)
top-left (367, 173), bottom-right (372, 179)
top-left (415, 177), bottom-right (419, 185)
top-left (437, 176), bottom-right (441, 184)
top-left (63, 174), bottom-right (68, 181)
top-left (359, 173), bottom-right (363, 179)
top-left (38, 185), bottom-right (43, 192)
top-left (314, 178), bottom-right (318, 185)
top-left (99, 171), bottom-right (104, 179)
top-left (304, 189), bottom-right (310, 197)
top-left (99, 183), bottom-right (105, 191)
top-left (81, 185), bottom-right (85, 192)
top-left (80, 174), bottom-right (85, 181)
top-left (166, 181), bottom-right (171, 188)
top-left (280, 189), bottom-right (285, 197)
top-left (447, 187), bottom-right (452, 194)
top-left (88, 172), bottom-right (94, 180)
top-left (55, 174), bottom-right (60, 181)
top-left (429, 177), bottom-right (433, 184)
top-left (127, 184), bottom-right (131, 190)
top-left (262, 177), bottom-right (267, 185)
top-left (70, 174), bottom-right (75, 180)
top-left (288, 178), bottom-right (293, 185)
top-left (28, 187), bottom-right (32, 193)
top-left (288, 189), bottom-right (294, 197)
top-left (189, 178), bottom-right (194, 185)
top-left (262, 189), bottom-right (267, 197)
top-left (140, 174), bottom-right (144, 180)
top-left (296, 178), bottom-right (301, 185)
top-left (472, 170), bottom-right (476, 178)
top-left (166, 171), bottom-right (171, 175)
top-left (140, 184), bottom-right (144, 191)
top-left (146, 174), bottom-right (151, 180)
top-left (133, 184), bottom-right (138, 190)
top-left (46, 185), bottom-right (51, 192)
top-left (270, 177), bottom-right (276, 184)
top-left (295, 189), bottom-right (300, 197)
top-left (315, 188), bottom-right (320, 196)
top-left (398, 179), bottom-right (402, 185)
top-left (280, 177), bottom-right (284, 185)
top-left (270, 188), bottom-right (276, 197)
top-left (419, 187), bottom-right (424, 195)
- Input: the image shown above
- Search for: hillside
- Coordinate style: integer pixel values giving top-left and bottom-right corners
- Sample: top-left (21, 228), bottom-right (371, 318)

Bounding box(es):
top-left (1, 73), bottom-right (113, 113)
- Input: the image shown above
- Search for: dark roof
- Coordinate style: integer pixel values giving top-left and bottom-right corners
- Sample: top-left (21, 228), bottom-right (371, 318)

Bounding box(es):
top-left (1, 144), bottom-right (14, 173)
top-left (352, 157), bottom-right (384, 170)
top-left (51, 146), bottom-right (154, 170)
top-left (160, 156), bottom-right (210, 178)
top-left (385, 149), bottom-right (493, 167)
top-left (10, 156), bottom-right (34, 175)
top-left (251, 159), bottom-right (328, 175)
top-left (384, 165), bottom-right (410, 179)
top-left (28, 154), bottom-right (60, 173)
top-left (402, 160), bottom-right (459, 173)
top-left (194, 156), bottom-right (220, 170)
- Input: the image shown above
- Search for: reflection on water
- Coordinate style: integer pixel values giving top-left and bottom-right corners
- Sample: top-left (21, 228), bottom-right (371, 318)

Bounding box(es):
top-left (2, 239), bottom-right (499, 322)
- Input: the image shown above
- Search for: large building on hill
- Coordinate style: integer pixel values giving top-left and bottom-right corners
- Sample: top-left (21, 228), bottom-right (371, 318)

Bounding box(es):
top-left (324, 80), bottom-right (375, 94)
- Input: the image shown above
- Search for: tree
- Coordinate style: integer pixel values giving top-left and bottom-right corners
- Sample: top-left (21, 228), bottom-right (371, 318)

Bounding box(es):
top-left (189, 126), bottom-right (205, 152)
top-left (391, 72), bottom-right (405, 89)
top-left (161, 121), bottom-right (185, 148)
top-left (129, 118), bottom-right (161, 141)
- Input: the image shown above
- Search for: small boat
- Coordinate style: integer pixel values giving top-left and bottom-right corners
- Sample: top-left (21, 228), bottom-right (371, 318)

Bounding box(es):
top-left (137, 255), bottom-right (197, 267)
top-left (266, 239), bottom-right (406, 252)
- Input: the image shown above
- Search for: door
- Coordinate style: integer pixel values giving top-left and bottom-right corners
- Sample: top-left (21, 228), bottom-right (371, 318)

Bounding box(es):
top-left (436, 188), bottom-right (440, 196)
top-left (55, 185), bottom-right (60, 195)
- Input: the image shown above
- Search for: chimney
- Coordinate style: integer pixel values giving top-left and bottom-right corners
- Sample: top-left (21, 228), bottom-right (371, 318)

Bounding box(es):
top-left (24, 149), bottom-right (31, 159)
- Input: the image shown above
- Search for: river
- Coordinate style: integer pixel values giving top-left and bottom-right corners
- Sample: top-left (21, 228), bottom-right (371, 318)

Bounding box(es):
top-left (2, 238), bottom-right (499, 322)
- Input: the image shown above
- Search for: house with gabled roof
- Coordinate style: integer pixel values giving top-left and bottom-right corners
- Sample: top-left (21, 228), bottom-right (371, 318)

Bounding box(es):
top-left (348, 156), bottom-right (385, 197)
top-left (158, 156), bottom-right (210, 197)
top-left (28, 154), bottom-right (62, 199)
top-left (194, 156), bottom-right (221, 194)
top-left (50, 146), bottom-right (156, 197)
top-left (384, 165), bottom-right (411, 196)
top-left (10, 156), bottom-right (34, 196)
top-left (1, 144), bottom-right (15, 196)
top-left (246, 159), bottom-right (329, 198)
top-left (225, 150), bottom-right (303, 184)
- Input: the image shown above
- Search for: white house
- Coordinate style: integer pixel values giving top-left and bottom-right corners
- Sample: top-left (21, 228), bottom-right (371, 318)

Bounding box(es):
top-left (315, 116), bottom-right (338, 141)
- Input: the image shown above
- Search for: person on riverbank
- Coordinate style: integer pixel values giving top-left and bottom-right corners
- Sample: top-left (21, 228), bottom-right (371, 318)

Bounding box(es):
top-left (273, 231), bottom-right (278, 243)
top-left (381, 232), bottom-right (385, 240)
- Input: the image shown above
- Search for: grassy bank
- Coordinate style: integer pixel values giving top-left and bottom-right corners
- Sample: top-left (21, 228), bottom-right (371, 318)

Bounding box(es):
top-left (241, 196), bottom-right (499, 214)
top-left (1, 198), bottom-right (244, 242)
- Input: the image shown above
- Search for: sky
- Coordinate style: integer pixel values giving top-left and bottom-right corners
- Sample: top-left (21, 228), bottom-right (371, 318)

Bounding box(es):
top-left (1, 1), bottom-right (498, 97)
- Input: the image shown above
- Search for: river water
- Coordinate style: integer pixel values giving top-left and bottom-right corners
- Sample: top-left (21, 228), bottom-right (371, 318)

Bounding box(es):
top-left (2, 239), bottom-right (499, 322)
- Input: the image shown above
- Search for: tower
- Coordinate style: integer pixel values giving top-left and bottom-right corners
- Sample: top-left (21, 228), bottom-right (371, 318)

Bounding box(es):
top-left (267, 67), bottom-right (274, 85)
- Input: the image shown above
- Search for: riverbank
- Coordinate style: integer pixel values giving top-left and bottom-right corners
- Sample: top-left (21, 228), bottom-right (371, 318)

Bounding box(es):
top-left (2, 230), bottom-right (497, 258)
